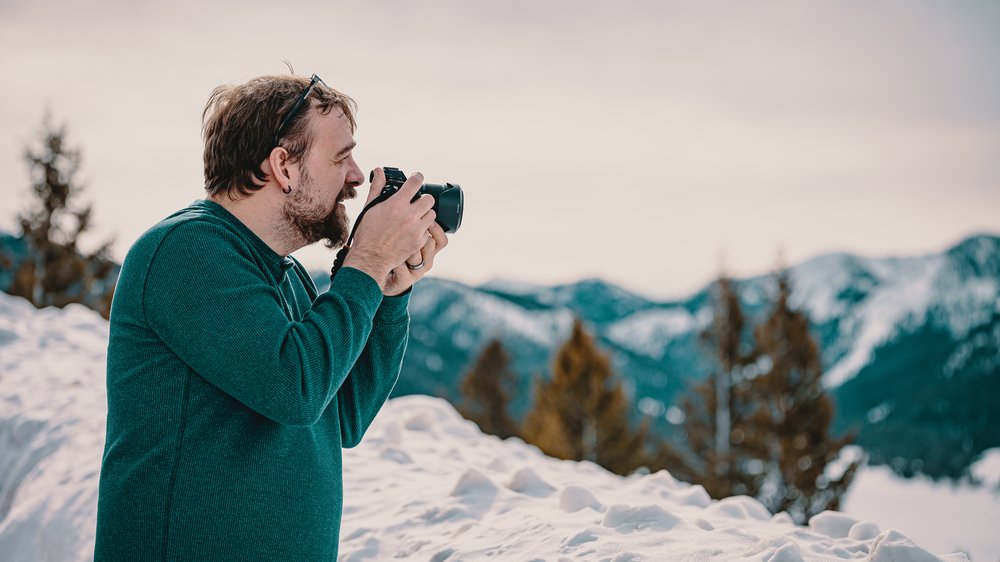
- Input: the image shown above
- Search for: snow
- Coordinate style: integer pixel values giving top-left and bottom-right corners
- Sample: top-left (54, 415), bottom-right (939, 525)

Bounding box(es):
top-left (0, 296), bottom-right (107, 562)
top-left (789, 253), bottom-right (877, 324)
top-left (943, 323), bottom-right (1000, 378)
top-left (779, 243), bottom-right (999, 387)
top-left (808, 511), bottom-right (859, 539)
top-left (0, 291), bottom-right (991, 561)
top-left (411, 279), bottom-right (573, 349)
top-left (820, 256), bottom-right (944, 387)
top-left (970, 448), bottom-right (1000, 489)
top-left (605, 307), bottom-right (700, 358)
top-left (842, 455), bottom-right (1000, 562)
top-left (609, 241), bottom-right (999, 390)
top-left (478, 278), bottom-right (550, 297)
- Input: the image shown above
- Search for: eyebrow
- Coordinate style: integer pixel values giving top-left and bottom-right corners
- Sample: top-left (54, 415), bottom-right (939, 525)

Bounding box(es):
top-left (334, 141), bottom-right (356, 158)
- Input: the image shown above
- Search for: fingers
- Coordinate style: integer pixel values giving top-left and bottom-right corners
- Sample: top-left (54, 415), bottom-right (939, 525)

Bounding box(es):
top-left (387, 225), bottom-right (446, 294)
top-left (413, 224), bottom-right (445, 270)
top-left (366, 168), bottom-right (386, 205)
top-left (409, 196), bottom-right (435, 232)
top-left (419, 234), bottom-right (436, 272)
top-left (399, 172), bottom-right (424, 200)
top-left (428, 222), bottom-right (448, 251)
top-left (388, 172), bottom-right (433, 217)
top-left (416, 200), bottom-right (440, 230)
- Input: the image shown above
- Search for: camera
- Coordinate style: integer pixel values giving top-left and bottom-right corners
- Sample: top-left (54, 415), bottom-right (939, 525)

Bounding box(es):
top-left (373, 167), bottom-right (464, 233)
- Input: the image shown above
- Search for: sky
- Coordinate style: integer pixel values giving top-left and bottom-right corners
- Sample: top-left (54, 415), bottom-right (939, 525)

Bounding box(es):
top-left (1, 0), bottom-right (998, 299)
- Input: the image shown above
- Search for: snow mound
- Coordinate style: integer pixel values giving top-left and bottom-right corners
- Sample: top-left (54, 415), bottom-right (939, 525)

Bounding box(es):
top-left (451, 468), bottom-right (498, 496)
top-left (848, 521), bottom-right (881, 540)
top-left (759, 540), bottom-right (807, 562)
top-left (0, 291), bottom-right (977, 561)
top-left (808, 510), bottom-right (858, 538)
top-left (559, 485), bottom-right (604, 513)
top-left (673, 483), bottom-right (713, 508)
top-left (705, 496), bottom-right (772, 521)
top-left (869, 529), bottom-right (952, 562)
top-left (506, 467), bottom-right (557, 497)
top-left (600, 504), bottom-right (682, 533)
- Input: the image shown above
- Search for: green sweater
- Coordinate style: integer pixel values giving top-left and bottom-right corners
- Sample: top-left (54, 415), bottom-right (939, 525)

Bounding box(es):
top-left (94, 199), bottom-right (408, 561)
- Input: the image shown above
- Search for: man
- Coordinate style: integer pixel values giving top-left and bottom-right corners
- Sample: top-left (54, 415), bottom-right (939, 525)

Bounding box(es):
top-left (94, 73), bottom-right (447, 560)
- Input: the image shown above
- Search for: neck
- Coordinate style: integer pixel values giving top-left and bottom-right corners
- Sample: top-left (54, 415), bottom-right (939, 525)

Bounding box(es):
top-left (209, 188), bottom-right (305, 257)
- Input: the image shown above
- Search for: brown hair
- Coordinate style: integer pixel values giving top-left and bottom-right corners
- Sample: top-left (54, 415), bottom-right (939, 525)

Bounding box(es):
top-left (201, 74), bottom-right (357, 199)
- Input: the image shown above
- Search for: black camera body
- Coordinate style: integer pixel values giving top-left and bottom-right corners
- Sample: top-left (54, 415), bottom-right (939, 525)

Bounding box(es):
top-left (374, 167), bottom-right (464, 233)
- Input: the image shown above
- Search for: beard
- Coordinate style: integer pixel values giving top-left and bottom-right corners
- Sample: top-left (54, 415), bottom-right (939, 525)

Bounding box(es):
top-left (282, 167), bottom-right (355, 249)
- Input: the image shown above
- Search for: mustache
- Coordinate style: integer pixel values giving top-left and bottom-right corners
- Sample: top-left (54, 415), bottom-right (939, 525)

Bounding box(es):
top-left (338, 186), bottom-right (357, 201)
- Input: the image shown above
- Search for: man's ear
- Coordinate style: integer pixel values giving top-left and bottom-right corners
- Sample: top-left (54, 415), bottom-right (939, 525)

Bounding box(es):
top-left (265, 147), bottom-right (292, 191)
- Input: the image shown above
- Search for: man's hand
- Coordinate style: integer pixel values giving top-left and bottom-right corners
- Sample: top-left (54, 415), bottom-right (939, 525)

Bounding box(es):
top-left (383, 220), bottom-right (448, 295)
top-left (343, 168), bottom-right (449, 294)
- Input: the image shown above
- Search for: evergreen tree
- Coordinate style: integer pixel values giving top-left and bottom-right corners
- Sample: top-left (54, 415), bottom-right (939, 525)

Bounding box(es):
top-left (671, 276), bottom-right (761, 497)
top-left (457, 339), bottom-right (522, 439)
top-left (666, 272), bottom-right (859, 523)
top-left (747, 270), bottom-right (859, 522)
top-left (521, 318), bottom-right (651, 476)
top-left (7, 113), bottom-right (116, 319)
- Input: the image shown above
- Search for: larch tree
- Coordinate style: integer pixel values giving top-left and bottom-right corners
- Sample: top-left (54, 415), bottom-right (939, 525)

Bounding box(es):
top-left (522, 318), bottom-right (651, 476)
top-left (672, 276), bottom-right (762, 498)
top-left (457, 339), bottom-right (522, 440)
top-left (669, 271), bottom-right (859, 523)
top-left (747, 270), bottom-right (859, 522)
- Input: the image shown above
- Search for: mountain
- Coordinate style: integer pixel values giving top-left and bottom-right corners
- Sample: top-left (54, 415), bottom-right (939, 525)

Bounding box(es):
top-left (827, 236), bottom-right (1000, 478)
top-left (312, 234), bottom-right (1000, 480)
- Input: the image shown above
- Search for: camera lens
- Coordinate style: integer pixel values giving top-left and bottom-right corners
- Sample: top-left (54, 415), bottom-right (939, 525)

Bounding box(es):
top-left (420, 183), bottom-right (463, 233)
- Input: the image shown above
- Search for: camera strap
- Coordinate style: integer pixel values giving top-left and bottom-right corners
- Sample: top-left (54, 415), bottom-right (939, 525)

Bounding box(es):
top-left (329, 190), bottom-right (396, 282)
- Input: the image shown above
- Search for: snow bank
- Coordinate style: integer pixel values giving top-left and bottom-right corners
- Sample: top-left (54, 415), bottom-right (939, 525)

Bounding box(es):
top-left (343, 393), bottom-right (970, 561)
top-left (0, 291), bottom-right (978, 561)
top-left (0, 295), bottom-right (107, 561)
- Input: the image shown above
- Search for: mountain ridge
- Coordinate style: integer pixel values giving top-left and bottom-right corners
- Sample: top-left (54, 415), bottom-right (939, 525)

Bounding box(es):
top-left (371, 233), bottom-right (999, 479)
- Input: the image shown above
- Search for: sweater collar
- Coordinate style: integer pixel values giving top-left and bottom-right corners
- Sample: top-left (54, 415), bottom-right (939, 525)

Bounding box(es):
top-left (193, 199), bottom-right (296, 278)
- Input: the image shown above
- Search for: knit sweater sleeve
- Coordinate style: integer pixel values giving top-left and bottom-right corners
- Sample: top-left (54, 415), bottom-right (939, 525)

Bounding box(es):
top-left (337, 294), bottom-right (409, 447)
top-left (142, 220), bottom-right (384, 427)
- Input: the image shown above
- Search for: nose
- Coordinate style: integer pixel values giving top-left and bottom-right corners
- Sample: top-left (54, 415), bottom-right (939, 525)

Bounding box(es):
top-left (346, 158), bottom-right (363, 188)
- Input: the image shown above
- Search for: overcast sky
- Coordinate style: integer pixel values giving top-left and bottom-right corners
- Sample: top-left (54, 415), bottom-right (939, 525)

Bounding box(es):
top-left (1, 0), bottom-right (998, 299)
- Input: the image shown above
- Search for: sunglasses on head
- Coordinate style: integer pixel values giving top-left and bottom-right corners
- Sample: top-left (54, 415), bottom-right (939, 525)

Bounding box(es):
top-left (273, 74), bottom-right (327, 149)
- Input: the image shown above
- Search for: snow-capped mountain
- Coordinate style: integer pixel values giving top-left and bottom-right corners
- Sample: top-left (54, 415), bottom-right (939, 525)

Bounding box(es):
top-left (338, 234), bottom-right (999, 480)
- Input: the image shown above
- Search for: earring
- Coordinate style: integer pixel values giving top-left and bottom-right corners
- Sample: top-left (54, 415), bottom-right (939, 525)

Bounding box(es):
top-left (283, 185), bottom-right (292, 194)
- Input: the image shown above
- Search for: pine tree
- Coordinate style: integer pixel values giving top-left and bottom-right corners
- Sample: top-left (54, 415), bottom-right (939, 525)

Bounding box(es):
top-left (7, 113), bottom-right (116, 319)
top-left (671, 276), bottom-right (761, 497)
top-left (521, 318), bottom-right (651, 476)
top-left (457, 339), bottom-right (522, 439)
top-left (667, 271), bottom-right (859, 523)
top-left (747, 270), bottom-right (859, 522)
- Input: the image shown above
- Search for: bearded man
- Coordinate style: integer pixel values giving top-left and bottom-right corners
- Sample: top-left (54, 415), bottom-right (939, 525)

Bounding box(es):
top-left (94, 73), bottom-right (447, 560)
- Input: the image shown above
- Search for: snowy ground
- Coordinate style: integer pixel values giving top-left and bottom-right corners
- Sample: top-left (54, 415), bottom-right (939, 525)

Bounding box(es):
top-left (842, 452), bottom-right (1000, 562)
top-left (0, 292), bottom-right (995, 561)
